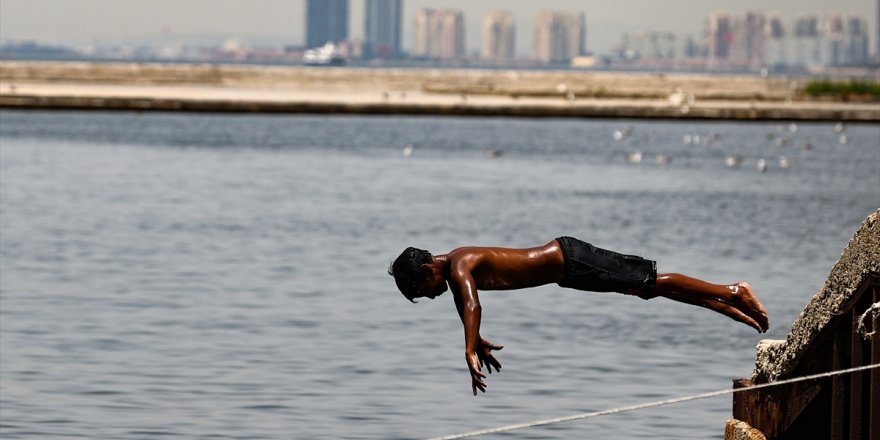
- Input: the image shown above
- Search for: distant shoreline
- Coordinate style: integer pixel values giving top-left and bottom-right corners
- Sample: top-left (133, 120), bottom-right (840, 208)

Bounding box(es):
top-left (1, 61), bottom-right (878, 121)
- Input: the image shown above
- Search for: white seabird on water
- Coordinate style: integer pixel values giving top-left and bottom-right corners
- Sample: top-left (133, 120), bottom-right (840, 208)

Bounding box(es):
top-left (402, 144), bottom-right (414, 157)
top-left (626, 151), bottom-right (643, 164)
top-left (613, 126), bottom-right (633, 141)
top-left (778, 156), bottom-right (792, 170)
top-left (725, 155), bottom-right (742, 168)
top-left (485, 148), bottom-right (503, 158)
top-left (756, 158), bottom-right (768, 173)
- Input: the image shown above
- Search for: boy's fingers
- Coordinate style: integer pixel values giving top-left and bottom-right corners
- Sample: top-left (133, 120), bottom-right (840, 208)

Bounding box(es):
top-left (490, 359), bottom-right (502, 371)
top-left (484, 356), bottom-right (501, 373)
top-left (482, 339), bottom-right (503, 350)
top-left (472, 378), bottom-right (486, 395)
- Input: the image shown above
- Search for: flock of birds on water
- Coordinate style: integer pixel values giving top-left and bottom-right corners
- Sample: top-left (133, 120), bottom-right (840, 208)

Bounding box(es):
top-left (400, 121), bottom-right (852, 173)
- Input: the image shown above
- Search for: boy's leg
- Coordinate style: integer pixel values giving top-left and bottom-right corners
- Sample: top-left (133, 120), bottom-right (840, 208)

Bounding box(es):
top-left (652, 273), bottom-right (769, 333)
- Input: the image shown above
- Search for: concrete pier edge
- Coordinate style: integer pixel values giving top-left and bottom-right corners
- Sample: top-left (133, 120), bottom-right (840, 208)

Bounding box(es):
top-left (752, 209), bottom-right (880, 384)
top-left (725, 209), bottom-right (880, 438)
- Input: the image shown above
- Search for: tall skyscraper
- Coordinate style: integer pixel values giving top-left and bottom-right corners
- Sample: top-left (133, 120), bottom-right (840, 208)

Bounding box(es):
top-left (533, 11), bottom-right (585, 63)
top-left (706, 12), bottom-right (733, 65)
top-left (306, 0), bottom-right (349, 49)
top-left (414, 9), bottom-right (432, 57)
top-left (413, 9), bottom-right (465, 60)
top-left (730, 12), bottom-right (766, 69)
top-left (365, 0), bottom-right (402, 58)
top-left (482, 10), bottom-right (515, 61)
top-left (765, 16), bottom-right (788, 66)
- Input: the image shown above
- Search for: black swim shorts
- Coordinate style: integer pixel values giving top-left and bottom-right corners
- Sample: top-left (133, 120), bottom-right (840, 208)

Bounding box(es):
top-left (555, 236), bottom-right (657, 299)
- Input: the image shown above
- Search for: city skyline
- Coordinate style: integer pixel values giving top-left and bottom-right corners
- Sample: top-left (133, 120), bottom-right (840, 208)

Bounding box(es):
top-left (1, 0), bottom-right (876, 57)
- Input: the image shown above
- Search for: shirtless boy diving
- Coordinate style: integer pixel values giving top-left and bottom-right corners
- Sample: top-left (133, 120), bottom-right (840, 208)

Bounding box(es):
top-left (389, 237), bottom-right (769, 395)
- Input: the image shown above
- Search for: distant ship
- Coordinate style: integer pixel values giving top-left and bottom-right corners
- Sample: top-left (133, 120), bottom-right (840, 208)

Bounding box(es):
top-left (302, 43), bottom-right (346, 66)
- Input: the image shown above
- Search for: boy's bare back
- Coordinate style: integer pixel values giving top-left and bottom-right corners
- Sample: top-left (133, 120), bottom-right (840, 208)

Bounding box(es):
top-left (444, 241), bottom-right (565, 291)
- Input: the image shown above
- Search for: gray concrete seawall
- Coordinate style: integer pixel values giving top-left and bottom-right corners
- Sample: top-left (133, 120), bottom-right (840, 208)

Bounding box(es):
top-left (726, 209), bottom-right (880, 439)
top-left (1, 61), bottom-right (878, 121)
top-left (752, 209), bottom-right (880, 384)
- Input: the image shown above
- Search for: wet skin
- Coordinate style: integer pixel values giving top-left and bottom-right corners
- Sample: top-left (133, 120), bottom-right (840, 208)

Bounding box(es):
top-left (412, 240), bottom-right (770, 396)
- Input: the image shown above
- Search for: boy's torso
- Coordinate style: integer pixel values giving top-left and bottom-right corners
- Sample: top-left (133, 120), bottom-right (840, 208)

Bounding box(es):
top-left (446, 241), bottom-right (565, 291)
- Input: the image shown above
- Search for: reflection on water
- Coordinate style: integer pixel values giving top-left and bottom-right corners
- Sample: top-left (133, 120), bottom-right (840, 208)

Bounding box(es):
top-left (1, 111), bottom-right (878, 439)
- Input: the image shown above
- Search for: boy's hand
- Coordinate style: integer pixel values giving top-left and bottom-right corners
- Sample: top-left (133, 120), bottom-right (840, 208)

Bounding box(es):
top-left (466, 353), bottom-right (486, 396)
top-left (477, 338), bottom-right (503, 374)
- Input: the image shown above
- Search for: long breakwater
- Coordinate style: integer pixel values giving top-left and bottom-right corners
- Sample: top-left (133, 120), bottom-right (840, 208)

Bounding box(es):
top-left (1, 61), bottom-right (878, 121)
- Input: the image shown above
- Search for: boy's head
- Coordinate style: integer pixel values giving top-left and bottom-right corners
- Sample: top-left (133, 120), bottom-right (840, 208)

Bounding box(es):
top-left (389, 247), bottom-right (443, 302)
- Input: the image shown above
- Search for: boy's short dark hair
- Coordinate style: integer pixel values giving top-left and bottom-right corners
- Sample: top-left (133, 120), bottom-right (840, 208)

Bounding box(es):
top-left (388, 247), bottom-right (433, 302)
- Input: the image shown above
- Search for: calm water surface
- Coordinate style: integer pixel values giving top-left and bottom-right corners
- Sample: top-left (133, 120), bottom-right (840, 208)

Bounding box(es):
top-left (1, 111), bottom-right (878, 439)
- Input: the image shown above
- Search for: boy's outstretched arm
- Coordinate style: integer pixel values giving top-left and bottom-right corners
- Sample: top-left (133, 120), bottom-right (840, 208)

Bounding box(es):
top-left (451, 281), bottom-right (504, 387)
top-left (450, 267), bottom-right (491, 396)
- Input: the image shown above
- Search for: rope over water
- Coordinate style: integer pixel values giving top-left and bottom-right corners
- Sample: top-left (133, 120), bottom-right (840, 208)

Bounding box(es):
top-left (428, 363), bottom-right (880, 440)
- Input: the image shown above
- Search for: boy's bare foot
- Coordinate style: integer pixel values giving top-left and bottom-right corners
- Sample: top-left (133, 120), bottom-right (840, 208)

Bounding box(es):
top-left (729, 282), bottom-right (769, 333)
top-left (664, 293), bottom-right (767, 333)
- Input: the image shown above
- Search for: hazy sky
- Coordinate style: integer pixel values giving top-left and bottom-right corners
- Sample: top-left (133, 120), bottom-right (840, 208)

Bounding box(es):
top-left (0, 0), bottom-right (875, 56)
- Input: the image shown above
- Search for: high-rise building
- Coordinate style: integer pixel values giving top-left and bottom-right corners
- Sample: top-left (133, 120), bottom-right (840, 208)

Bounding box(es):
top-left (765, 16), bottom-right (788, 66)
top-left (874, 0), bottom-right (880, 64)
top-left (533, 11), bottom-right (585, 63)
top-left (706, 13), bottom-right (733, 65)
top-left (730, 12), bottom-right (766, 69)
top-left (413, 9), bottom-right (432, 57)
top-left (564, 13), bottom-right (586, 59)
top-left (838, 16), bottom-right (869, 65)
top-left (365, 0), bottom-right (402, 58)
top-left (480, 11), bottom-right (516, 61)
top-left (413, 9), bottom-right (465, 60)
top-left (482, 10), bottom-right (515, 61)
top-left (306, 0), bottom-right (349, 49)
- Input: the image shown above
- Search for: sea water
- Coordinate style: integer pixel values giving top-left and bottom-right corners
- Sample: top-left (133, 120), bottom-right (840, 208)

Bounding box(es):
top-left (1, 110), bottom-right (878, 439)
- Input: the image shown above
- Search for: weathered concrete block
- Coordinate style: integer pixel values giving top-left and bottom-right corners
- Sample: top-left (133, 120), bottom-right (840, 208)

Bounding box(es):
top-left (752, 209), bottom-right (880, 383)
top-left (725, 419), bottom-right (768, 440)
